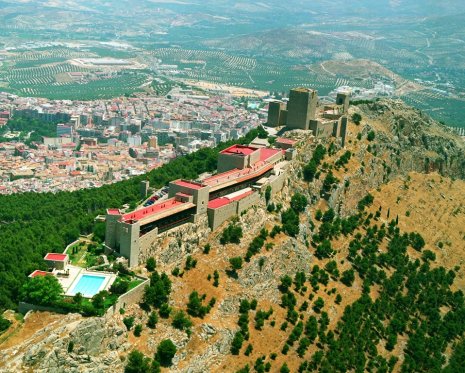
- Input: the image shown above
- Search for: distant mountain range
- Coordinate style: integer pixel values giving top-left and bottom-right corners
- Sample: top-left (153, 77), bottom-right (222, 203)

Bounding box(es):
top-left (0, 0), bottom-right (464, 126)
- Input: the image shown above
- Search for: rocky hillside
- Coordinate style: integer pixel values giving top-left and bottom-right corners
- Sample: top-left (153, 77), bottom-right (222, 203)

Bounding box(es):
top-left (1, 99), bottom-right (464, 373)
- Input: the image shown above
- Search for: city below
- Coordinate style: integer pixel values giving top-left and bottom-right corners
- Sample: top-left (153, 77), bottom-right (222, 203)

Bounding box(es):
top-left (0, 87), bottom-right (265, 194)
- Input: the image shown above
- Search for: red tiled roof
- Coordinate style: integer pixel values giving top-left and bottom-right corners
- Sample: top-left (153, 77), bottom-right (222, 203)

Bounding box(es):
top-left (30, 270), bottom-right (49, 278)
top-left (208, 197), bottom-right (230, 209)
top-left (259, 148), bottom-right (282, 162)
top-left (203, 162), bottom-right (275, 190)
top-left (220, 144), bottom-right (258, 156)
top-left (174, 180), bottom-right (204, 190)
top-left (208, 189), bottom-right (255, 209)
top-left (203, 168), bottom-right (241, 184)
top-left (230, 189), bottom-right (254, 202)
top-left (276, 137), bottom-right (297, 145)
top-left (122, 198), bottom-right (187, 222)
top-left (45, 253), bottom-right (68, 261)
top-left (107, 208), bottom-right (121, 215)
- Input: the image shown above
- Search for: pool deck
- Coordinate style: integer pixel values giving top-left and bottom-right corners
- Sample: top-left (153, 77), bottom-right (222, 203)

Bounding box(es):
top-left (57, 265), bottom-right (116, 298)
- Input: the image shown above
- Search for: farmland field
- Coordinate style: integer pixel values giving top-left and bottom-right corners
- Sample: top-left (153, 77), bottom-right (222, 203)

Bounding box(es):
top-left (0, 47), bottom-right (152, 100)
top-left (0, 2), bottom-right (464, 127)
top-left (150, 48), bottom-right (379, 96)
top-left (147, 37), bottom-right (465, 127)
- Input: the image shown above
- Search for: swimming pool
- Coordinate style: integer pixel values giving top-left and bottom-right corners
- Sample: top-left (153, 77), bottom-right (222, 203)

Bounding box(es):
top-left (68, 274), bottom-right (106, 297)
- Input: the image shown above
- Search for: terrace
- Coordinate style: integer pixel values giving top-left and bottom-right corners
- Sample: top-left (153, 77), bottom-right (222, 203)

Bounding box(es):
top-left (259, 147), bottom-right (283, 162)
top-left (208, 187), bottom-right (255, 209)
top-left (220, 144), bottom-right (258, 156)
top-left (121, 197), bottom-right (196, 226)
top-left (276, 137), bottom-right (297, 146)
top-left (202, 148), bottom-right (282, 193)
top-left (203, 162), bottom-right (274, 189)
top-left (172, 180), bottom-right (205, 190)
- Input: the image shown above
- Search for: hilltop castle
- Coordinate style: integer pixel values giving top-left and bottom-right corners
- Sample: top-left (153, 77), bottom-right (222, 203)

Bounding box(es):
top-left (104, 87), bottom-right (351, 267)
top-left (105, 141), bottom-right (295, 266)
top-left (267, 88), bottom-right (350, 146)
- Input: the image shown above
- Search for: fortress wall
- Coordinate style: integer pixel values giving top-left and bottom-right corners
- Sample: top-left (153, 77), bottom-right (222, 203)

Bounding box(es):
top-left (105, 214), bottom-right (121, 249)
top-left (218, 153), bottom-right (248, 173)
top-left (269, 172), bottom-right (287, 195)
top-left (119, 221), bottom-right (140, 267)
top-left (194, 187), bottom-right (210, 214)
top-left (208, 202), bottom-right (238, 231)
top-left (236, 192), bottom-right (260, 213)
top-left (248, 149), bottom-right (261, 166)
top-left (106, 276), bottom-right (150, 317)
top-left (143, 215), bottom-right (210, 266)
top-left (316, 121), bottom-right (335, 138)
top-left (19, 302), bottom-right (66, 315)
top-left (139, 227), bottom-right (159, 254)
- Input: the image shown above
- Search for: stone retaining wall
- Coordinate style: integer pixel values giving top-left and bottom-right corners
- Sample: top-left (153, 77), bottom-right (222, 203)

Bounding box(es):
top-left (105, 276), bottom-right (150, 317)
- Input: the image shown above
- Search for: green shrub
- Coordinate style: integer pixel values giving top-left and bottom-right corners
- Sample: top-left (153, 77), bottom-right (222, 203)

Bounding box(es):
top-left (187, 291), bottom-right (212, 318)
top-left (184, 256), bottom-right (197, 271)
top-left (352, 113), bottom-right (362, 125)
top-left (147, 311), bottom-right (158, 328)
top-left (133, 324), bottom-right (142, 337)
top-left (291, 193), bottom-right (308, 213)
top-left (146, 257), bottom-right (156, 272)
top-left (367, 130), bottom-right (375, 141)
top-left (213, 270), bottom-right (220, 287)
top-left (123, 316), bottom-right (135, 330)
top-left (281, 208), bottom-right (300, 237)
top-left (125, 350), bottom-right (151, 373)
top-left (67, 341), bottom-right (74, 353)
top-left (231, 331), bottom-right (244, 355)
top-left (229, 257), bottom-right (243, 272)
top-left (220, 224), bottom-right (243, 245)
top-left (20, 275), bottom-right (63, 306)
top-left (172, 310), bottom-right (193, 333)
top-left (155, 339), bottom-right (177, 367)
top-left (158, 303), bottom-right (171, 318)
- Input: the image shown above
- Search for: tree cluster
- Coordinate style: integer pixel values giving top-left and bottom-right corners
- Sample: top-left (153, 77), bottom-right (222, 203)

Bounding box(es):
top-left (303, 144), bottom-right (326, 182)
top-left (297, 205), bottom-right (465, 372)
top-left (220, 223), bottom-right (243, 245)
top-left (125, 340), bottom-right (177, 373)
top-left (186, 291), bottom-right (215, 318)
top-left (0, 127), bottom-right (261, 310)
top-left (143, 271), bottom-right (172, 317)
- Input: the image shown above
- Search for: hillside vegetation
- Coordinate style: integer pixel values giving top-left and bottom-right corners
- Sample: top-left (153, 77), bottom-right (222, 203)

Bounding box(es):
top-left (0, 127), bottom-right (261, 310)
top-left (1, 100), bottom-right (464, 373)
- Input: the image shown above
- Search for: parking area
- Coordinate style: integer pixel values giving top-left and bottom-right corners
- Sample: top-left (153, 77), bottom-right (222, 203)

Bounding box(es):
top-left (142, 186), bottom-right (169, 207)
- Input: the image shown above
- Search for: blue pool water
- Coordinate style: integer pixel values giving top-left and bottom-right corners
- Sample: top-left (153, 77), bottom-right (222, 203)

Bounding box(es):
top-left (70, 274), bottom-right (106, 297)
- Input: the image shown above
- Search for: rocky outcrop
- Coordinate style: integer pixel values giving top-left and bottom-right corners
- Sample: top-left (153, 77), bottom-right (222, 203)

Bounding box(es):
top-left (357, 99), bottom-right (465, 179)
top-left (284, 100), bottom-right (465, 216)
top-left (140, 215), bottom-right (211, 267)
top-left (238, 238), bottom-right (312, 303)
top-left (0, 315), bottom-right (126, 373)
top-left (175, 329), bottom-right (235, 373)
